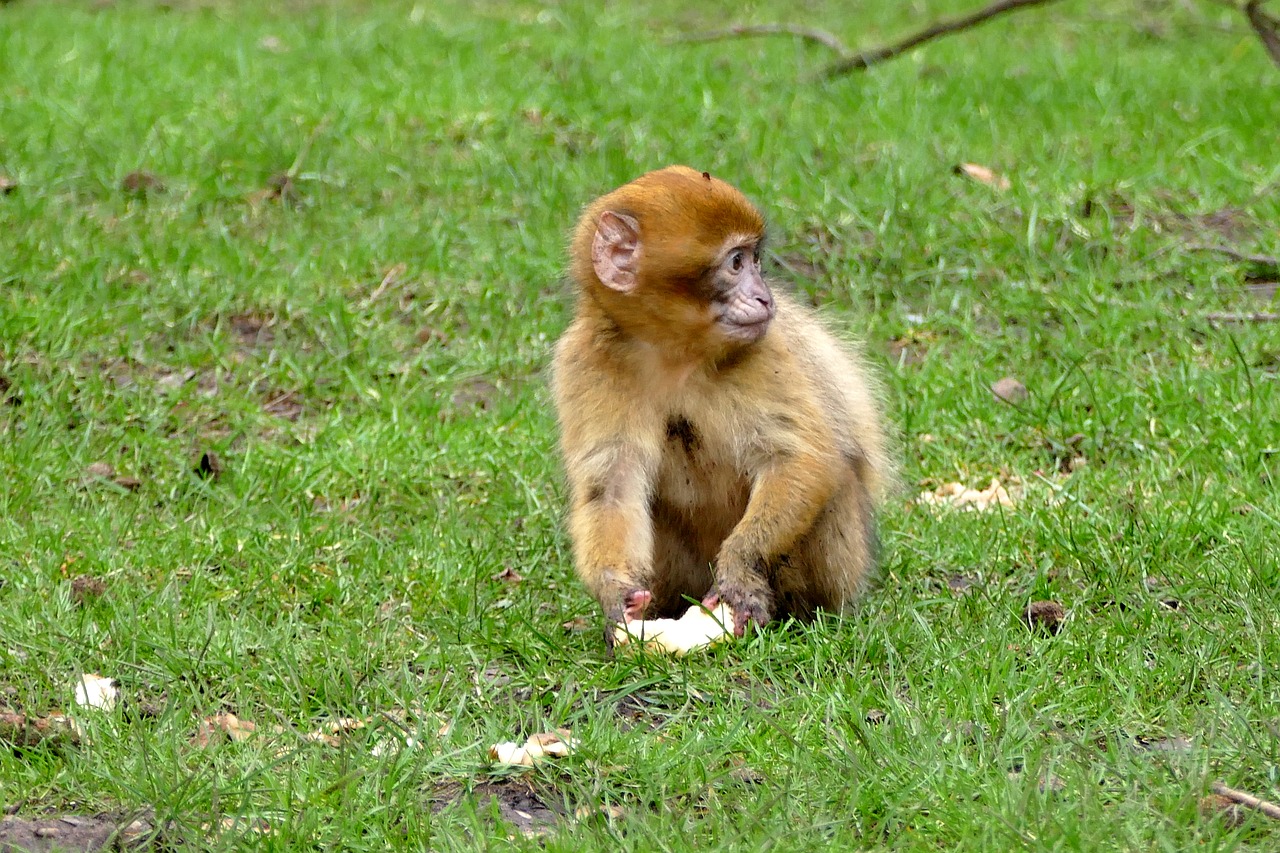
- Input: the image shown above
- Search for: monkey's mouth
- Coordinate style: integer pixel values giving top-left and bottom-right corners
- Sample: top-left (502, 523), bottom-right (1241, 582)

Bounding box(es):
top-left (722, 317), bottom-right (772, 342)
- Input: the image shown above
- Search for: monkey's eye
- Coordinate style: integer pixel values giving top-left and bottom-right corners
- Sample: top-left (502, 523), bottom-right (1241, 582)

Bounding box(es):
top-left (728, 251), bottom-right (745, 273)
top-left (753, 250), bottom-right (761, 266)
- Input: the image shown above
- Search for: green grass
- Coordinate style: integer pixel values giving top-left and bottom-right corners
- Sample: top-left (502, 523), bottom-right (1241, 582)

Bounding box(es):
top-left (2, 0), bottom-right (1279, 848)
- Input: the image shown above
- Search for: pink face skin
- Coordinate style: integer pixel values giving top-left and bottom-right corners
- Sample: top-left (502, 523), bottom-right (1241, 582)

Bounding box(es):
top-left (712, 241), bottom-right (774, 344)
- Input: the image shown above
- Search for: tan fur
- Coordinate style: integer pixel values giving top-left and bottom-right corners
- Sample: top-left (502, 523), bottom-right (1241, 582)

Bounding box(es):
top-left (552, 166), bottom-right (890, 638)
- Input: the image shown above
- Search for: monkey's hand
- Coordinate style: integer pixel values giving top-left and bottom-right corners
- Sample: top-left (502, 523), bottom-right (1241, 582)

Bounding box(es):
top-left (603, 589), bottom-right (655, 652)
top-left (703, 577), bottom-right (773, 637)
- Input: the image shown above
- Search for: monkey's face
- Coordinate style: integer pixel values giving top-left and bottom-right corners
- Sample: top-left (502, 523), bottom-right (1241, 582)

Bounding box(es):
top-left (708, 239), bottom-right (774, 344)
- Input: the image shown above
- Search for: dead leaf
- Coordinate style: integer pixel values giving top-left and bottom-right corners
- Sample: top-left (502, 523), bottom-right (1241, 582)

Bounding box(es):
top-left (574, 803), bottom-right (625, 821)
top-left (0, 712), bottom-right (80, 746)
top-left (195, 451), bottom-right (222, 480)
top-left (120, 170), bottom-right (165, 195)
top-left (266, 172), bottom-right (299, 204)
top-left (1023, 600), bottom-right (1065, 635)
top-left (259, 35), bottom-right (286, 52)
top-left (84, 462), bottom-right (115, 479)
top-left (0, 175), bottom-right (17, 195)
top-left (70, 575), bottom-right (107, 604)
top-left (492, 567), bottom-right (525, 583)
top-left (954, 162), bottom-right (1011, 191)
top-left (561, 616), bottom-right (591, 632)
top-left (193, 713), bottom-right (257, 747)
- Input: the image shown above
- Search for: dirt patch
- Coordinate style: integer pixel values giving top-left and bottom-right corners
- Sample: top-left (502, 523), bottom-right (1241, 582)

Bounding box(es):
top-left (227, 312), bottom-right (278, 351)
top-left (448, 377), bottom-right (498, 412)
top-left (1086, 193), bottom-right (1260, 244)
top-left (466, 779), bottom-right (564, 838)
top-left (0, 813), bottom-right (152, 852)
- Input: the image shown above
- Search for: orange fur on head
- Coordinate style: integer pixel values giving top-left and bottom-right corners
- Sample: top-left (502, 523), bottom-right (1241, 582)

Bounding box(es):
top-left (570, 166), bottom-right (765, 298)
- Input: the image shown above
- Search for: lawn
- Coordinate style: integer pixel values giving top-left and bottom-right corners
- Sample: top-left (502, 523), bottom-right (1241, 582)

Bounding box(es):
top-left (2, 0), bottom-right (1279, 849)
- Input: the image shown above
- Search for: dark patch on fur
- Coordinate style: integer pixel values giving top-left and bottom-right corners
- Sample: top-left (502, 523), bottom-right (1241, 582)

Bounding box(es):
top-left (772, 412), bottom-right (799, 432)
top-left (665, 416), bottom-right (701, 454)
top-left (585, 483), bottom-right (606, 503)
top-left (714, 345), bottom-right (755, 372)
top-left (861, 486), bottom-right (880, 574)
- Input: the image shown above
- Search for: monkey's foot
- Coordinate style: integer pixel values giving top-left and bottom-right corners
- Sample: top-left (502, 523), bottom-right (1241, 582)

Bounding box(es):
top-left (611, 603), bottom-right (735, 656)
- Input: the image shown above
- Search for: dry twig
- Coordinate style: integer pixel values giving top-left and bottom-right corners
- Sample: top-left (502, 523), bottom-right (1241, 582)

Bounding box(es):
top-left (1211, 781), bottom-right (1280, 820)
top-left (672, 23), bottom-right (849, 55)
top-left (1184, 243), bottom-right (1280, 269)
top-left (1204, 311), bottom-right (1280, 323)
top-left (1245, 1), bottom-right (1280, 68)
top-left (823, 0), bottom-right (1066, 77)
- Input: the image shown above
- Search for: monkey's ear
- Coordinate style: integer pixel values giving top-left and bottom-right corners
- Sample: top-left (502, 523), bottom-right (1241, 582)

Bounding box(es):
top-left (591, 211), bottom-right (642, 293)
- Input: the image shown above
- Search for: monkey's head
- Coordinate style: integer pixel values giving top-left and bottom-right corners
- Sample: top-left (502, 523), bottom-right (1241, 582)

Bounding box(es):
top-left (571, 165), bottom-right (774, 360)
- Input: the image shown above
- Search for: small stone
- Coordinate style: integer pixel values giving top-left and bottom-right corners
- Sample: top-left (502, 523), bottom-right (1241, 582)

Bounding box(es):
top-left (85, 462), bottom-right (115, 479)
top-left (992, 376), bottom-right (1029, 404)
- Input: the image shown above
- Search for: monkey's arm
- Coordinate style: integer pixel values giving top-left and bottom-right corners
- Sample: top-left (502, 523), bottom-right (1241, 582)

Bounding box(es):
top-left (564, 441), bottom-right (658, 615)
top-left (709, 401), bottom-right (843, 632)
top-left (552, 330), bottom-right (663, 632)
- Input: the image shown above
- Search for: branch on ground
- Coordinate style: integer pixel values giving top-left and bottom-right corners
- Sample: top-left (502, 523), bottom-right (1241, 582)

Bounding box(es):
top-left (674, 0), bottom-right (1064, 77)
top-left (823, 0), bottom-right (1066, 77)
top-left (1212, 781), bottom-right (1280, 819)
top-left (1184, 243), bottom-right (1280, 270)
top-left (1245, 1), bottom-right (1280, 68)
top-left (670, 24), bottom-right (849, 55)
top-left (1204, 311), bottom-right (1280, 323)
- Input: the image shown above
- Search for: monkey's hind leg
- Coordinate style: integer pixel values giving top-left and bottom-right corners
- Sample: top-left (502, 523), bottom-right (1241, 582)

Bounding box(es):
top-left (775, 474), bottom-right (879, 621)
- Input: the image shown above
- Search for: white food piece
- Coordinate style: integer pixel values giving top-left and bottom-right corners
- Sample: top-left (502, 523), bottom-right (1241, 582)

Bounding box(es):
top-left (73, 673), bottom-right (119, 711)
top-left (488, 730), bottom-right (577, 766)
top-left (611, 603), bottom-right (735, 656)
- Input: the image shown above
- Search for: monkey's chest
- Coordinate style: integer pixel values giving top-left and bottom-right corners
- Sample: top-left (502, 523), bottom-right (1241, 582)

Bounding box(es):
top-left (655, 415), bottom-right (749, 544)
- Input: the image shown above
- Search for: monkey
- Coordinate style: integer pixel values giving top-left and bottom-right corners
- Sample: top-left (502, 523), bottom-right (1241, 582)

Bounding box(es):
top-left (550, 165), bottom-right (891, 646)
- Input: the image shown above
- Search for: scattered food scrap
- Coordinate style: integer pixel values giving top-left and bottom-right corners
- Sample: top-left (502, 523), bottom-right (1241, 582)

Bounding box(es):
top-left (611, 603), bottom-right (734, 656)
top-left (917, 478), bottom-right (1017, 512)
top-left (489, 729), bottom-right (576, 767)
top-left (303, 716), bottom-right (368, 747)
top-left (73, 674), bottom-right (118, 712)
top-left (954, 162), bottom-right (1011, 191)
